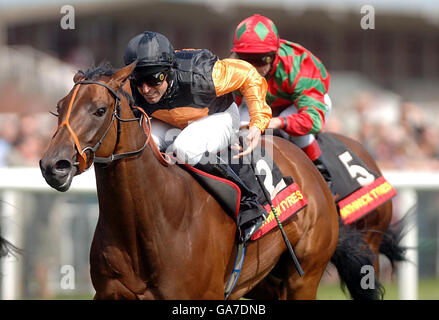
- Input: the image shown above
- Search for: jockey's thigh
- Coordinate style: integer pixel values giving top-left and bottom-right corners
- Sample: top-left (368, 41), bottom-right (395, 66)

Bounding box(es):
top-left (278, 105), bottom-right (316, 148)
top-left (150, 118), bottom-right (181, 152)
top-left (279, 93), bottom-right (332, 148)
top-left (172, 102), bottom-right (240, 165)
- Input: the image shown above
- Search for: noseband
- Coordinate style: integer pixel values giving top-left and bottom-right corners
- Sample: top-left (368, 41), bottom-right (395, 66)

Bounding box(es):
top-left (54, 79), bottom-right (150, 173)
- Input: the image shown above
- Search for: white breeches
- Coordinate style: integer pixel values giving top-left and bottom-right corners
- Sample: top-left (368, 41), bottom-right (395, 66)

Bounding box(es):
top-left (239, 94), bottom-right (332, 148)
top-left (150, 102), bottom-right (240, 165)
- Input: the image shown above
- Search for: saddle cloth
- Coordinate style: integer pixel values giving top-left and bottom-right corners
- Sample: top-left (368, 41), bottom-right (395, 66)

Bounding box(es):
top-left (180, 146), bottom-right (307, 241)
top-left (316, 133), bottom-right (396, 224)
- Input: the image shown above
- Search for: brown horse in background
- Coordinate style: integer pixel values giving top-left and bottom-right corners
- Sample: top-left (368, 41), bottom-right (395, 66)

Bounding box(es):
top-left (246, 133), bottom-right (399, 300)
top-left (39, 62), bottom-right (380, 299)
top-left (331, 134), bottom-right (405, 277)
top-left (266, 133), bottom-right (405, 299)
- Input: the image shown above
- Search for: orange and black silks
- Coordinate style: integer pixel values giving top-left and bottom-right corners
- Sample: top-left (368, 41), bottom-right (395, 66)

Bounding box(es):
top-left (131, 49), bottom-right (271, 132)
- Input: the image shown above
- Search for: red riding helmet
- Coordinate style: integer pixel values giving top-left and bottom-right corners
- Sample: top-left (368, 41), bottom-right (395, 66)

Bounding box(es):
top-left (231, 14), bottom-right (280, 54)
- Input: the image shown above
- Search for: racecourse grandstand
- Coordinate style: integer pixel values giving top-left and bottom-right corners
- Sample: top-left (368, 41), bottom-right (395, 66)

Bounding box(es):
top-left (1, 0), bottom-right (439, 163)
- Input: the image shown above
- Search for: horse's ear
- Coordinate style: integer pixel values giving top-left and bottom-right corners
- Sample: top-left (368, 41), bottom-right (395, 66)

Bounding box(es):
top-left (73, 71), bottom-right (84, 83)
top-left (110, 61), bottom-right (137, 88)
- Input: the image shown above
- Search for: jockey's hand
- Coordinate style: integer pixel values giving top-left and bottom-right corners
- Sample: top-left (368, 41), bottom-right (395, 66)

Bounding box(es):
top-left (268, 117), bottom-right (283, 130)
top-left (233, 125), bottom-right (262, 159)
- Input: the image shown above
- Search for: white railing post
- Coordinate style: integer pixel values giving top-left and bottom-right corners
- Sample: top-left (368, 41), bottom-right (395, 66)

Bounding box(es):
top-left (436, 215), bottom-right (439, 277)
top-left (397, 188), bottom-right (418, 300)
top-left (1, 190), bottom-right (24, 300)
top-left (0, 168), bottom-right (97, 299)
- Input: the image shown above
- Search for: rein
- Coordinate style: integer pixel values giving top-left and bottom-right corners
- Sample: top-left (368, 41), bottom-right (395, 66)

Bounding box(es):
top-left (54, 79), bottom-right (168, 173)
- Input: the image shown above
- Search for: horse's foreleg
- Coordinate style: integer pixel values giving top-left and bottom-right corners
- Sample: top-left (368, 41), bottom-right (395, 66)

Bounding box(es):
top-left (282, 210), bottom-right (338, 300)
top-left (243, 258), bottom-right (327, 300)
top-left (282, 262), bottom-right (328, 300)
top-left (93, 279), bottom-right (139, 299)
top-left (243, 274), bottom-right (285, 299)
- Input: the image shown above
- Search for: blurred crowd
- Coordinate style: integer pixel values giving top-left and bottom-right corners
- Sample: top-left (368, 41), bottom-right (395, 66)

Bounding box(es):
top-left (0, 92), bottom-right (438, 171)
top-left (0, 113), bottom-right (54, 168)
top-left (326, 93), bottom-right (439, 171)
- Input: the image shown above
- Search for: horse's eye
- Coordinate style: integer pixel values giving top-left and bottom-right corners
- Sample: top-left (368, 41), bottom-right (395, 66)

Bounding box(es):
top-left (94, 107), bottom-right (107, 117)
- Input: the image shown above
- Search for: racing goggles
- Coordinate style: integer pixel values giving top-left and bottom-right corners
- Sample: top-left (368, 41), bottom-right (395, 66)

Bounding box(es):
top-left (132, 70), bottom-right (167, 87)
top-left (236, 52), bottom-right (276, 67)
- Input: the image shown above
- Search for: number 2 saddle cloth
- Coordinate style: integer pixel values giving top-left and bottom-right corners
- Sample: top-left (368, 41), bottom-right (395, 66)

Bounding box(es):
top-left (180, 145), bottom-right (308, 242)
top-left (316, 133), bottom-right (397, 224)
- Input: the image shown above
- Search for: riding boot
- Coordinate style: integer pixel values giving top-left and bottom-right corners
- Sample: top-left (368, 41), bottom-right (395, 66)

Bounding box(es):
top-left (194, 160), bottom-right (266, 243)
top-left (313, 155), bottom-right (335, 196)
top-left (211, 163), bottom-right (267, 243)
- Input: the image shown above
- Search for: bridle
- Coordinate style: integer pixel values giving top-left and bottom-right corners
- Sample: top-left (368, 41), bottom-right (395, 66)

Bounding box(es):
top-left (53, 79), bottom-right (158, 174)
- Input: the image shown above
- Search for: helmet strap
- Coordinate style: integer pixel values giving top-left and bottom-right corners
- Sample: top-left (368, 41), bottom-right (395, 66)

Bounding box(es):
top-left (163, 68), bottom-right (176, 99)
top-left (265, 50), bottom-right (279, 80)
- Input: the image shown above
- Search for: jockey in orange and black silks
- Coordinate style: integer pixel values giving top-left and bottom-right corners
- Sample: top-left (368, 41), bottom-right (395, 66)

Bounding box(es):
top-left (231, 14), bottom-right (333, 188)
top-left (124, 31), bottom-right (271, 165)
top-left (124, 31), bottom-right (272, 243)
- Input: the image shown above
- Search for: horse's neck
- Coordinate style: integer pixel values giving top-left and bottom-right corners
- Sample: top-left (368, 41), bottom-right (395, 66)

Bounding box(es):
top-left (93, 99), bottom-right (174, 247)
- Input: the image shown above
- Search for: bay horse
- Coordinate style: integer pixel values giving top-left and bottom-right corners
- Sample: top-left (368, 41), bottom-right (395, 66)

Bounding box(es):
top-left (242, 135), bottom-right (403, 300)
top-left (39, 62), bottom-right (379, 299)
top-left (261, 133), bottom-right (405, 299)
top-left (330, 133), bottom-right (405, 278)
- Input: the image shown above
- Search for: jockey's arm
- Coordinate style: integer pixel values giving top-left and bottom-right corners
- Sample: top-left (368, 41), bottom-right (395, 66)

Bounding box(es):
top-left (212, 58), bottom-right (271, 132)
top-left (212, 58), bottom-right (272, 157)
top-left (269, 89), bottom-right (327, 136)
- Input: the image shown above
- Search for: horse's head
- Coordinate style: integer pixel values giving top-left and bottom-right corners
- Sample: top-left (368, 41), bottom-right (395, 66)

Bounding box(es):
top-left (40, 62), bottom-right (136, 191)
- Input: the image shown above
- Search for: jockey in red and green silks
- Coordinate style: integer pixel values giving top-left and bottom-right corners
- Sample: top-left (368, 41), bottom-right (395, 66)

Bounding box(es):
top-left (231, 14), bottom-right (332, 163)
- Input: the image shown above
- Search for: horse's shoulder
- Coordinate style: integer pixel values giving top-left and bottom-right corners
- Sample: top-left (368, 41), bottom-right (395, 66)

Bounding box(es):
top-left (167, 163), bottom-right (207, 191)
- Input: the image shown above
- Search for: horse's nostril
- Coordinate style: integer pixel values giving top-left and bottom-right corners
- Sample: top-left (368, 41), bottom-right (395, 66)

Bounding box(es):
top-left (54, 160), bottom-right (72, 171)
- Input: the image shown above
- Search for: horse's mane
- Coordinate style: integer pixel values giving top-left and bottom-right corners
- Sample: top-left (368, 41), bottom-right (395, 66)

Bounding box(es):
top-left (79, 62), bottom-right (134, 106)
top-left (79, 61), bottom-right (116, 80)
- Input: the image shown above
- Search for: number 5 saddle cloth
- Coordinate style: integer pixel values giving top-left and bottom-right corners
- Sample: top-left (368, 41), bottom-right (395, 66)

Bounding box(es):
top-left (316, 133), bottom-right (396, 225)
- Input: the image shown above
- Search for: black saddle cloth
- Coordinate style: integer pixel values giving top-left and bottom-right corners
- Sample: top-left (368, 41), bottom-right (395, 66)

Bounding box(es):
top-left (316, 133), bottom-right (380, 200)
top-left (180, 144), bottom-right (293, 221)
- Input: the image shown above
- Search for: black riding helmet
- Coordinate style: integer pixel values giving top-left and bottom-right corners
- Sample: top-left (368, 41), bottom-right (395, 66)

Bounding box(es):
top-left (124, 31), bottom-right (175, 69)
top-left (124, 31), bottom-right (175, 103)
top-left (124, 31), bottom-right (176, 103)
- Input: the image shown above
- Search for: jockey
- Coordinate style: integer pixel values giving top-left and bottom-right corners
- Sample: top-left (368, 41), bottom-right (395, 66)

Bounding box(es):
top-left (231, 14), bottom-right (333, 189)
top-left (124, 31), bottom-right (272, 243)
